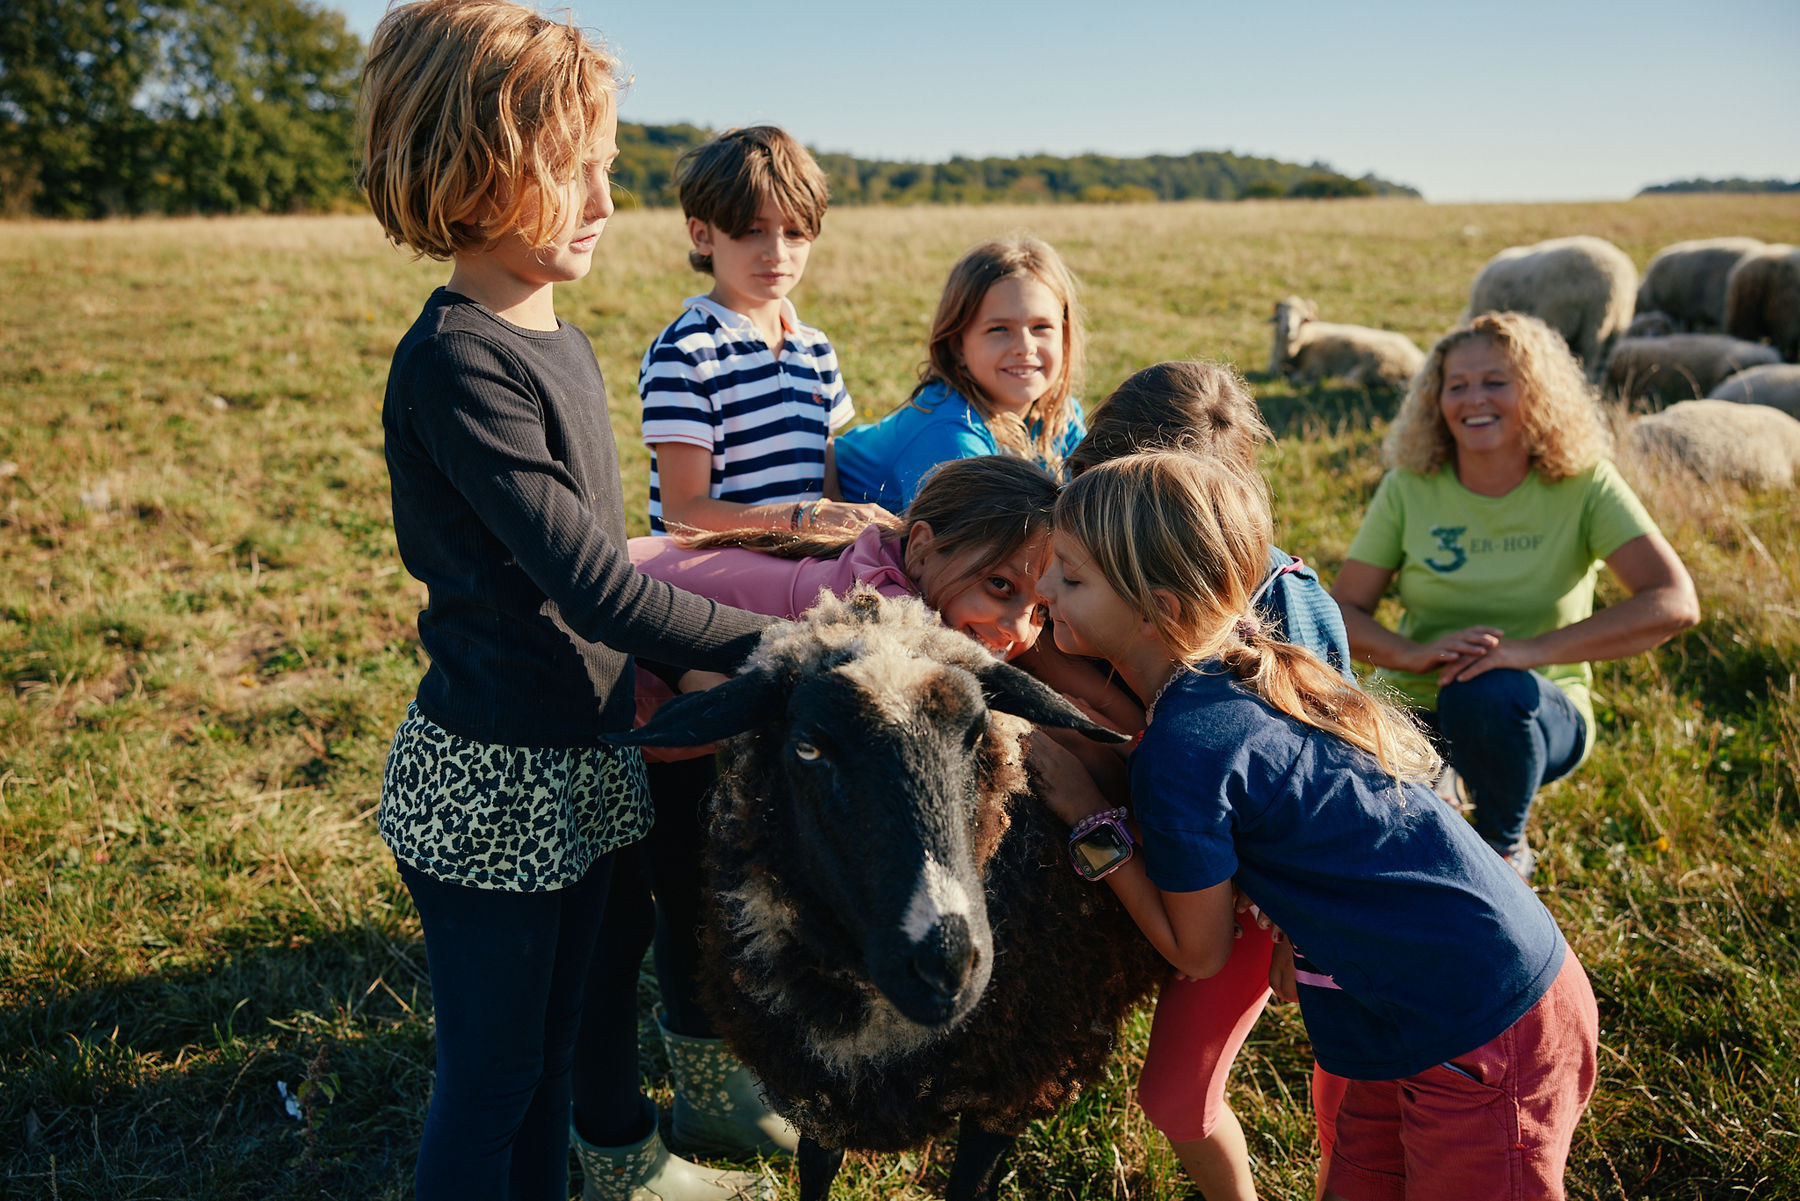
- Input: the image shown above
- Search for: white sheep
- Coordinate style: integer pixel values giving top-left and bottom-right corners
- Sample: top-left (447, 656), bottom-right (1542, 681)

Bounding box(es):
top-left (1627, 399), bottom-right (1800, 490)
top-left (1708, 363), bottom-right (1800, 420)
top-left (1464, 235), bottom-right (1637, 381)
top-left (1637, 237), bottom-right (1766, 331)
top-left (1724, 244), bottom-right (1800, 361)
top-left (1603, 334), bottom-right (1781, 408)
top-left (1268, 296), bottom-right (1425, 390)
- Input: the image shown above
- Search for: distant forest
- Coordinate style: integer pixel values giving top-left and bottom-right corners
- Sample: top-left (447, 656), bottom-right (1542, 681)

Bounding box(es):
top-left (1638, 177), bottom-right (1800, 196)
top-left (0, 0), bottom-right (1416, 219)
top-left (616, 122), bottom-right (1420, 208)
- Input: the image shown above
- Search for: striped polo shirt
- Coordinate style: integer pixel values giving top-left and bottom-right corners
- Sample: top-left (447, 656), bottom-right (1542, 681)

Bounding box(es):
top-left (639, 295), bottom-right (855, 533)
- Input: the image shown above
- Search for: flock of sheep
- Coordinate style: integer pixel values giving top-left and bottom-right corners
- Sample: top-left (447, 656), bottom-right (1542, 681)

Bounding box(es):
top-left (1270, 235), bottom-right (1800, 489)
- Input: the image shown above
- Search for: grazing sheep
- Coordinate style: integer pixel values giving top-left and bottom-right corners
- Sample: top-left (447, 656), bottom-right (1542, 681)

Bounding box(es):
top-left (1627, 310), bottom-right (1677, 339)
top-left (1709, 363), bottom-right (1800, 420)
top-left (1269, 296), bottom-right (1425, 390)
top-left (618, 588), bottom-right (1162, 1201)
top-left (1603, 334), bottom-right (1781, 408)
top-left (1464, 235), bottom-right (1637, 380)
top-left (1637, 237), bottom-right (1765, 331)
top-left (1627, 399), bottom-right (1800, 489)
top-left (1724, 244), bottom-right (1800, 361)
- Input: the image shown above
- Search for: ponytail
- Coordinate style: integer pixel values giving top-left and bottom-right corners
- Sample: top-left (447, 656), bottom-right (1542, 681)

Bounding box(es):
top-left (1057, 452), bottom-right (1439, 783)
top-left (1218, 633), bottom-right (1439, 784)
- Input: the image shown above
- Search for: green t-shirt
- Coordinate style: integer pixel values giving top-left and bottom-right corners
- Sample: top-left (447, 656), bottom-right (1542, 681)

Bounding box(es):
top-left (1344, 458), bottom-right (1658, 739)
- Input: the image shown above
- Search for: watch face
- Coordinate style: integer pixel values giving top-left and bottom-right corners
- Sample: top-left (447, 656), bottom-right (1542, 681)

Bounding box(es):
top-left (1070, 822), bottom-right (1132, 881)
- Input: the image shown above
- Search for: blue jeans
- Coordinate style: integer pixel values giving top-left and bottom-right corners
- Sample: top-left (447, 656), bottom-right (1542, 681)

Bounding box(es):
top-left (1423, 669), bottom-right (1588, 850)
top-left (398, 854), bottom-right (614, 1201)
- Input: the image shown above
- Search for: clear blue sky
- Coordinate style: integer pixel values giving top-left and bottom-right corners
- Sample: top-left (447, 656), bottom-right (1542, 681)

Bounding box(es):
top-left (324, 0), bottom-right (1800, 203)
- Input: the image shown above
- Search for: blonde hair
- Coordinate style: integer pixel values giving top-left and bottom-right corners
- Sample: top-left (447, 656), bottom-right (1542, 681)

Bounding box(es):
top-left (913, 235), bottom-right (1086, 468)
top-left (357, 0), bottom-right (623, 259)
top-left (676, 126), bottom-right (831, 274)
top-left (1067, 359), bottom-right (1269, 477)
top-left (680, 456), bottom-right (1058, 605)
top-left (1055, 453), bottom-right (1438, 782)
top-left (1384, 311), bottom-right (1612, 482)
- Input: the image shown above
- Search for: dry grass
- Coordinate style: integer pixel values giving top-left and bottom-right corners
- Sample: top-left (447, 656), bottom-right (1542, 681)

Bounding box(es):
top-left (3, 193), bottom-right (1799, 1199)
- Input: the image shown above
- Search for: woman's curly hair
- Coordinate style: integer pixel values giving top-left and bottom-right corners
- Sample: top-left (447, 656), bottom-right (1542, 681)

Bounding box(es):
top-left (1384, 311), bottom-right (1612, 482)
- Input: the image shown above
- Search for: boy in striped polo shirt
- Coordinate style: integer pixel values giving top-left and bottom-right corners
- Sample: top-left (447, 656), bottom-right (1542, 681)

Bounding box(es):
top-left (640, 125), bottom-right (891, 536)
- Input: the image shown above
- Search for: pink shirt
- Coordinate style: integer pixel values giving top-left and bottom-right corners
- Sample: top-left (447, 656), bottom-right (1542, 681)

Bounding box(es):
top-left (630, 525), bottom-right (917, 757)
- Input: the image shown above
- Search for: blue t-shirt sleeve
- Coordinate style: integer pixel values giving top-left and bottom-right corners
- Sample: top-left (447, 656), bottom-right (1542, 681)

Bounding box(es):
top-left (888, 421), bottom-right (993, 508)
top-left (1131, 733), bottom-right (1239, 894)
top-left (833, 401), bottom-right (992, 509)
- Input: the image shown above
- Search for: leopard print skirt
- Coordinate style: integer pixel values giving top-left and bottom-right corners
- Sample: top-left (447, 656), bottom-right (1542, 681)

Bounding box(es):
top-left (379, 702), bottom-right (651, 892)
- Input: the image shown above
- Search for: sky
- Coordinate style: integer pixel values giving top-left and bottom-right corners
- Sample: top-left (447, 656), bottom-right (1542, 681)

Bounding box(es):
top-left (323, 0), bottom-right (1800, 203)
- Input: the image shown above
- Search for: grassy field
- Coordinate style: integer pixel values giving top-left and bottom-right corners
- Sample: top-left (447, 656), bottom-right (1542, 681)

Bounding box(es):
top-left (3, 194), bottom-right (1799, 1200)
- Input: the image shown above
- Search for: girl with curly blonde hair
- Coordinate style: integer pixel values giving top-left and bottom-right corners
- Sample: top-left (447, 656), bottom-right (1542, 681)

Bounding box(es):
top-left (1332, 311), bottom-right (1698, 880)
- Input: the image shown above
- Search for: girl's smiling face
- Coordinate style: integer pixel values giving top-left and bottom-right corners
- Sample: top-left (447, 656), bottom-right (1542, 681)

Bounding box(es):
top-left (1439, 336), bottom-right (1527, 460)
top-left (907, 524), bottom-right (1050, 661)
top-left (1036, 531), bottom-right (1143, 664)
top-left (956, 274), bottom-right (1065, 418)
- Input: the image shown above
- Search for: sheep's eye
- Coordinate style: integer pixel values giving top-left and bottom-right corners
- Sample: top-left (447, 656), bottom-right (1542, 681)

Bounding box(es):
top-left (794, 741), bottom-right (822, 762)
top-left (963, 713), bottom-right (988, 751)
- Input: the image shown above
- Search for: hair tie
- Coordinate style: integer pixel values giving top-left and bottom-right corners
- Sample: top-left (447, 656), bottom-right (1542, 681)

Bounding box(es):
top-left (1235, 609), bottom-right (1262, 642)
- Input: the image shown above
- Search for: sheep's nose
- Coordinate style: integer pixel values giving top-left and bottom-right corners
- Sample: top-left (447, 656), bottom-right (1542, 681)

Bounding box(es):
top-left (908, 917), bottom-right (976, 1000)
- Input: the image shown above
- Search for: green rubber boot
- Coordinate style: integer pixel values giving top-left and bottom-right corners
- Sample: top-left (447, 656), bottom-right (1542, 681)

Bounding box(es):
top-left (659, 1016), bottom-right (800, 1160)
top-left (571, 1101), bottom-right (774, 1201)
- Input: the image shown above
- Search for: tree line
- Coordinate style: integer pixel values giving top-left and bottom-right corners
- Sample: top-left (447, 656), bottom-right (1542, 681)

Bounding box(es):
top-left (1637, 177), bottom-right (1799, 196)
top-left (0, 0), bottom-right (1417, 219)
top-left (615, 122), bottom-right (1417, 208)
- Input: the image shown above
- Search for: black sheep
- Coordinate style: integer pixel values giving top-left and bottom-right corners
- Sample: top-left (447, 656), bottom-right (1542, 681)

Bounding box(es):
top-left (617, 589), bottom-right (1166, 1201)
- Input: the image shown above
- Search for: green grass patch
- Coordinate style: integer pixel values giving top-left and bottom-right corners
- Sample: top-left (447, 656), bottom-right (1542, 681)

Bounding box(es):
top-left (4, 196), bottom-right (1799, 1198)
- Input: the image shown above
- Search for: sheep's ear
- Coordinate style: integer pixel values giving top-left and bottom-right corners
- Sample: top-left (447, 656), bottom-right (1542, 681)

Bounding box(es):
top-left (606, 670), bottom-right (786, 747)
top-left (974, 661), bottom-right (1129, 744)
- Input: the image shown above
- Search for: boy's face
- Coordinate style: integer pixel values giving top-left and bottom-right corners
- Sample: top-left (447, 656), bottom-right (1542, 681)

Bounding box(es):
top-left (689, 200), bottom-right (813, 315)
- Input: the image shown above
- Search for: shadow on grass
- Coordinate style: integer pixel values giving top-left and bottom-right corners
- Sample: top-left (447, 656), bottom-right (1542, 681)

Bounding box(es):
top-left (3, 922), bottom-right (433, 1201)
top-left (1248, 376), bottom-right (1403, 441)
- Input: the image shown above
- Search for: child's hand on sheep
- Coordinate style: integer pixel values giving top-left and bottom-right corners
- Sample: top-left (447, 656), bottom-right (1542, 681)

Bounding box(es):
top-left (1026, 731), bottom-right (1114, 826)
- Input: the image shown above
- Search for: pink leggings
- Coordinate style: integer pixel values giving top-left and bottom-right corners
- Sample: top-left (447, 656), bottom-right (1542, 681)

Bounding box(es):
top-left (1137, 921), bottom-right (1279, 1141)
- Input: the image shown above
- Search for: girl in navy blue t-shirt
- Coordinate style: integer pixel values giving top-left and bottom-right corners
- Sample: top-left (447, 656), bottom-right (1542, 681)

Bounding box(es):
top-left (1033, 451), bottom-right (1598, 1201)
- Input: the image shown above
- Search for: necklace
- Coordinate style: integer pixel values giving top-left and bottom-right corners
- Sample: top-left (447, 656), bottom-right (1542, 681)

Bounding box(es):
top-left (1144, 666), bottom-right (1191, 726)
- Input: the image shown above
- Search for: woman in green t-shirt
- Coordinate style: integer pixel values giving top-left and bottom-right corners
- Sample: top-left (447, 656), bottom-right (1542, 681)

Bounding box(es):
top-left (1331, 312), bottom-right (1698, 879)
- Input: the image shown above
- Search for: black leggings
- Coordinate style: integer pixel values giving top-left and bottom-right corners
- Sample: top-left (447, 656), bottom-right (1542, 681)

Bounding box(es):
top-left (399, 854), bottom-right (614, 1200)
top-left (570, 755), bottom-right (718, 1144)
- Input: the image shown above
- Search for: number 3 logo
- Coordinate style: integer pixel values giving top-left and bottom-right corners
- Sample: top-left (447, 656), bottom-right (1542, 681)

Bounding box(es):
top-left (1424, 526), bottom-right (1468, 573)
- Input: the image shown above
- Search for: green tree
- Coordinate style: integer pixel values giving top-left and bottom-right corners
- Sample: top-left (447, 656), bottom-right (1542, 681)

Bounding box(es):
top-left (154, 0), bottom-right (363, 213)
top-left (0, 0), bottom-right (170, 216)
top-left (0, 0), bottom-right (360, 218)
